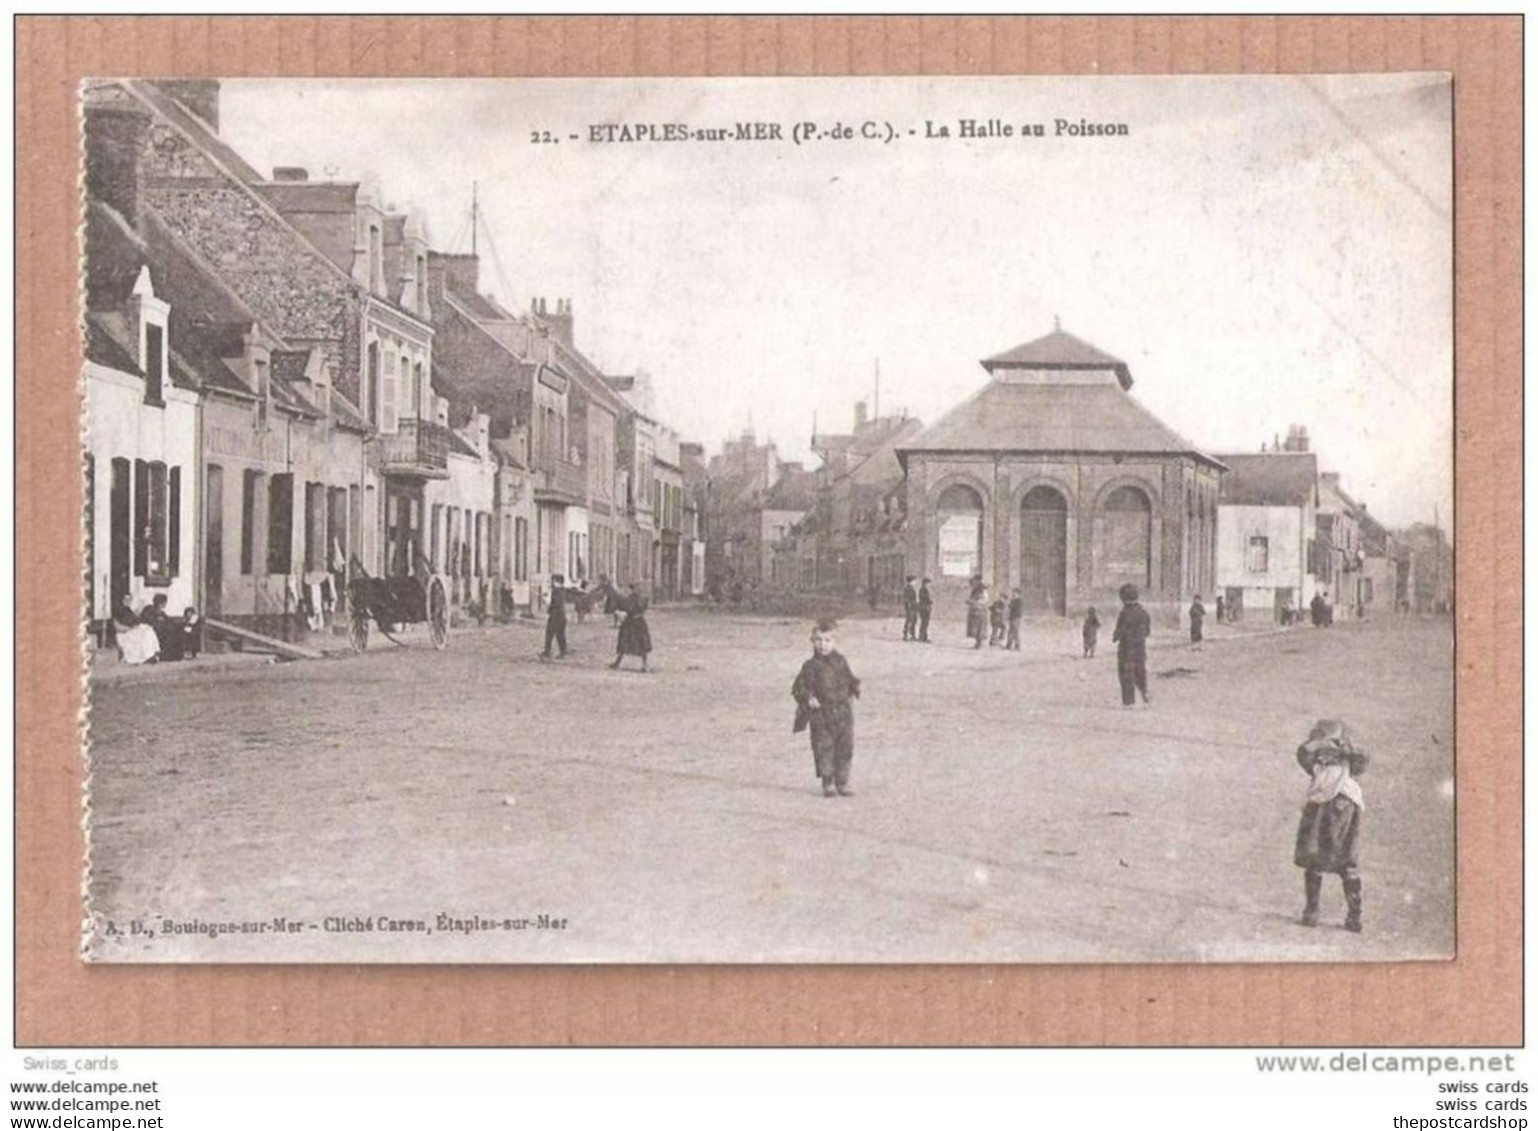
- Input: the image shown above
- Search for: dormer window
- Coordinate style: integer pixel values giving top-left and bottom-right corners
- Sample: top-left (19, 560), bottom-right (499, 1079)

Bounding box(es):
top-left (130, 265), bottom-right (169, 408)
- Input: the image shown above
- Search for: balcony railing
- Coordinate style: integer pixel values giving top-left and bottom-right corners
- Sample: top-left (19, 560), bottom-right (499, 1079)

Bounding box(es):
top-left (374, 418), bottom-right (450, 478)
top-left (533, 456), bottom-right (585, 503)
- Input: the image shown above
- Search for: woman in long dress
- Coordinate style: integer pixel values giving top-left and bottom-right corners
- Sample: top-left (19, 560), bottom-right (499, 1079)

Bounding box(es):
top-left (965, 578), bottom-right (989, 650)
top-left (610, 583), bottom-right (653, 672)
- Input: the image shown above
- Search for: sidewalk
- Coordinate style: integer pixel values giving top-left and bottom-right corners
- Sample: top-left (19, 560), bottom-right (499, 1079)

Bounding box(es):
top-left (90, 649), bottom-right (276, 688)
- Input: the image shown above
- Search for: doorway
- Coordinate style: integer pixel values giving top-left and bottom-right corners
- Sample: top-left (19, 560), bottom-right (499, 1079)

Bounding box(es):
top-left (1020, 485), bottom-right (1068, 614)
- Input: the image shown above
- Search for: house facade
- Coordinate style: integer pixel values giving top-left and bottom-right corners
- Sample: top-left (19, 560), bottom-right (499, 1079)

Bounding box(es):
top-left (1215, 450), bottom-right (1319, 623)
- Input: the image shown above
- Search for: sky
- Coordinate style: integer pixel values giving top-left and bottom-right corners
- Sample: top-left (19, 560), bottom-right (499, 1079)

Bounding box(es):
top-left (220, 75), bottom-right (1452, 531)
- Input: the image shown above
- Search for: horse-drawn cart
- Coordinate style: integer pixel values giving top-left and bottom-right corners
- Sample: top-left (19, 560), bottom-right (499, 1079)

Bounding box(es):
top-left (346, 555), bottom-right (450, 653)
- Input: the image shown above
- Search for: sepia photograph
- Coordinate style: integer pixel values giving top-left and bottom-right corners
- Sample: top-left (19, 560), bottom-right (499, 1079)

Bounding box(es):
top-left (79, 73), bottom-right (1453, 964)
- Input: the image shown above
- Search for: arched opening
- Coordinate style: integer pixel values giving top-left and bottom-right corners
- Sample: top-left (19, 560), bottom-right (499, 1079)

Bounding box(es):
top-left (1019, 485), bottom-right (1068, 614)
top-left (936, 483), bottom-right (984, 579)
top-left (1102, 485), bottom-right (1152, 589)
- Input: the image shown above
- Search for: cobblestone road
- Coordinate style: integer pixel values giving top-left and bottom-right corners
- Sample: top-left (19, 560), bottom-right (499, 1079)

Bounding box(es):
top-left (84, 609), bottom-right (1454, 963)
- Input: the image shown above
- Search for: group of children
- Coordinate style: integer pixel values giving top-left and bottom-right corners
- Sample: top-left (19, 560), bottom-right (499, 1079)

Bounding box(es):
top-left (111, 593), bottom-right (203, 665)
top-left (788, 585), bottom-right (1371, 934)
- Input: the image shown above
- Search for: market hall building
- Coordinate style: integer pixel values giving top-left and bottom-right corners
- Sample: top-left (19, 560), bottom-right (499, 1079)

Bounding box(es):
top-left (896, 327), bottom-right (1225, 617)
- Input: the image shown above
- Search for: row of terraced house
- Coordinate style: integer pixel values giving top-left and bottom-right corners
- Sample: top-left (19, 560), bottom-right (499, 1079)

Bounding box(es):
top-left (83, 79), bottom-right (707, 649)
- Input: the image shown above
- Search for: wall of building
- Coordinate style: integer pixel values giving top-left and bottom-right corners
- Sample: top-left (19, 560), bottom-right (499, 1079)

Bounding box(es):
top-left (903, 452), bottom-right (1215, 618)
top-left (200, 395), bottom-right (368, 635)
top-left (1216, 504), bottom-right (1314, 622)
top-left (85, 362), bottom-right (200, 621)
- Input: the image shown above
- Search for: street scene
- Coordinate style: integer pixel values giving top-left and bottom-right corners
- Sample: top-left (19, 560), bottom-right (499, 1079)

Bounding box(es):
top-left (80, 74), bottom-right (1453, 963)
top-left (87, 607), bottom-right (1451, 964)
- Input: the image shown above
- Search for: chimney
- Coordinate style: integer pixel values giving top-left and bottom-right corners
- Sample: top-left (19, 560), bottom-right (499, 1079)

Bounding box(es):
top-left (545, 298), bottom-right (574, 349)
top-left (272, 166), bottom-right (310, 182)
top-left (155, 80), bottom-right (221, 132)
top-left (1282, 424), bottom-right (1310, 453)
top-left (428, 252), bottom-right (480, 301)
top-left (83, 93), bottom-right (152, 223)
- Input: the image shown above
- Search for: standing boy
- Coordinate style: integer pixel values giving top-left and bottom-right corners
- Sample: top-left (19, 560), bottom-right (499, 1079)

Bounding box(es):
top-left (1189, 594), bottom-right (1206, 649)
top-left (1111, 583), bottom-right (1151, 707)
top-left (917, 578), bottom-right (933, 642)
top-left (901, 575), bottom-right (919, 641)
top-left (540, 573), bottom-right (572, 659)
top-left (791, 619), bottom-right (862, 797)
top-left (1005, 588), bottom-right (1024, 650)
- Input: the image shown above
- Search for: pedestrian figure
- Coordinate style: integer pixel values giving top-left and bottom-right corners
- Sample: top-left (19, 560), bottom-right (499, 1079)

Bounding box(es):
top-left (1082, 607), bottom-right (1100, 658)
top-left (1111, 583), bottom-right (1151, 707)
top-left (179, 606), bottom-right (203, 660)
top-left (966, 577), bottom-right (989, 650)
top-left (1006, 588), bottom-right (1024, 650)
top-left (1215, 593), bottom-right (1226, 624)
top-left (574, 580), bottom-right (592, 624)
top-left (901, 575), bottom-right (920, 641)
top-left (540, 574), bottom-right (573, 659)
top-left (1310, 590), bottom-right (1328, 628)
top-left (1189, 594), bottom-right (1206, 648)
top-left (1293, 718), bottom-right (1369, 932)
top-left (917, 578), bottom-right (933, 642)
top-left (988, 595), bottom-right (1007, 647)
top-left (791, 619), bottom-right (862, 798)
top-left (610, 583), bottom-right (653, 671)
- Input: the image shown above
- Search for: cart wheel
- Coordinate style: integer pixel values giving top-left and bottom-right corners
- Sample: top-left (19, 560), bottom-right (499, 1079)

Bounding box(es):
top-left (427, 577), bottom-right (450, 650)
top-left (348, 600), bottom-right (370, 654)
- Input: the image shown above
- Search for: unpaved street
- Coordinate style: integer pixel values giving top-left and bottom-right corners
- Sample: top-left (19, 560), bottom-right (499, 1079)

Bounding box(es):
top-left (85, 610), bottom-right (1454, 963)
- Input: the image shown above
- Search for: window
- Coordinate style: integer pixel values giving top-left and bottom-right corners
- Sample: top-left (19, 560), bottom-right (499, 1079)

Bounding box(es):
top-left (380, 351), bottom-right (398, 433)
top-left (143, 323), bottom-right (165, 405)
top-left (1247, 534), bottom-right (1270, 574)
top-left (412, 362), bottom-right (424, 420)
top-left (133, 459), bottom-right (173, 584)
top-left (515, 517), bottom-right (528, 581)
top-left (241, 470), bottom-right (263, 575)
top-left (1102, 486), bottom-right (1152, 587)
top-left (936, 483), bottom-right (984, 578)
top-left (168, 467), bottom-right (180, 577)
top-left (367, 342), bottom-right (380, 427)
top-left (327, 487), bottom-right (348, 572)
top-left (304, 482), bottom-right (326, 573)
top-left (430, 504), bottom-right (443, 571)
top-left (267, 473), bottom-right (294, 575)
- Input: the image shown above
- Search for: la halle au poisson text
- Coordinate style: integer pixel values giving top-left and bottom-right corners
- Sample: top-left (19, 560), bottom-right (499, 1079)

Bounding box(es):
top-left (586, 117), bottom-right (1129, 143)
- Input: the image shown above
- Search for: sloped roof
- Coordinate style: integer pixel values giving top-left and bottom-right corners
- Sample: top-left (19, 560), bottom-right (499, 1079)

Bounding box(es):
top-left (1216, 452), bottom-right (1318, 507)
top-left (489, 437), bottom-right (528, 470)
top-left (983, 328), bottom-right (1133, 390)
top-left (764, 467), bottom-right (819, 511)
top-left (84, 314), bottom-right (142, 375)
top-left (133, 80), bottom-right (266, 185)
top-left (898, 380), bottom-right (1222, 468)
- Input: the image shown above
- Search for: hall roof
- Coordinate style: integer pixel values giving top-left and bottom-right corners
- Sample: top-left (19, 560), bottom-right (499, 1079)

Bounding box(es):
top-left (982, 328), bottom-right (1133, 390)
top-left (897, 380), bottom-right (1224, 470)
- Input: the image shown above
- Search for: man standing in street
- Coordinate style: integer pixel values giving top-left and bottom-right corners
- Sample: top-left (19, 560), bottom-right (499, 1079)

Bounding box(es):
top-left (1112, 582), bottom-right (1152, 707)
top-left (917, 577), bottom-right (934, 642)
top-left (901, 575), bottom-right (919, 641)
top-left (541, 573), bottom-right (572, 660)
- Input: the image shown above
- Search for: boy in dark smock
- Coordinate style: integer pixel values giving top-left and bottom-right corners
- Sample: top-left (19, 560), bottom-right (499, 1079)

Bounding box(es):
top-left (1111, 583), bottom-right (1151, 706)
top-left (1188, 595), bottom-right (1206, 647)
top-left (1005, 589), bottom-right (1024, 650)
top-left (901, 576), bottom-right (919, 641)
top-left (917, 578), bottom-right (933, 642)
top-left (791, 620), bottom-right (862, 798)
